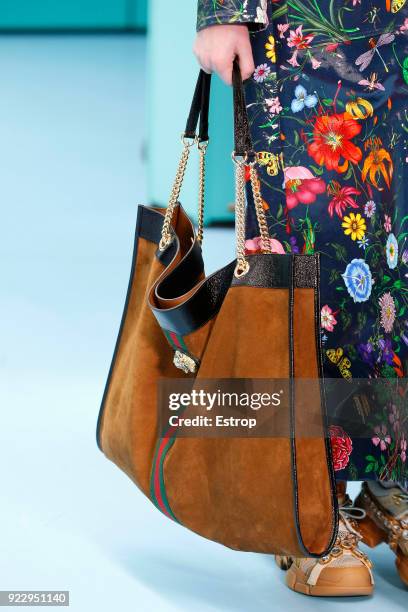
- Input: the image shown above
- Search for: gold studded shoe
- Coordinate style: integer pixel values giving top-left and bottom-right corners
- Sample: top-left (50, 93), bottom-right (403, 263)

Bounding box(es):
top-left (275, 492), bottom-right (374, 597)
top-left (356, 481), bottom-right (408, 587)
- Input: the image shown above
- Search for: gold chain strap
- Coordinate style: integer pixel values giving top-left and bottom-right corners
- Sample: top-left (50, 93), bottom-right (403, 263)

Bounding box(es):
top-left (233, 159), bottom-right (250, 278)
top-left (233, 155), bottom-right (272, 278)
top-left (159, 135), bottom-right (196, 251)
top-left (160, 134), bottom-right (271, 280)
top-left (197, 140), bottom-right (208, 245)
top-left (249, 164), bottom-right (272, 254)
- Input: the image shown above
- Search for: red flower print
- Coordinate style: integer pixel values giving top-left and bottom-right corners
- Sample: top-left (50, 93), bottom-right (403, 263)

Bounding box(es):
top-left (326, 42), bottom-right (340, 53)
top-left (329, 425), bottom-right (353, 471)
top-left (284, 166), bottom-right (325, 210)
top-left (307, 113), bottom-right (362, 173)
top-left (327, 180), bottom-right (361, 218)
top-left (287, 25), bottom-right (315, 68)
top-left (287, 25), bottom-right (314, 50)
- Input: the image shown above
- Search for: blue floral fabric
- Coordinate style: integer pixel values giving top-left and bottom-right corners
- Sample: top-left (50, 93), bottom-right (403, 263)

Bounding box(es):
top-left (197, 0), bottom-right (408, 487)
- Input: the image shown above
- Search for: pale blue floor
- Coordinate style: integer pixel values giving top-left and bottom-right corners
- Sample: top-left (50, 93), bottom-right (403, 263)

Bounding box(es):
top-left (0, 35), bottom-right (406, 612)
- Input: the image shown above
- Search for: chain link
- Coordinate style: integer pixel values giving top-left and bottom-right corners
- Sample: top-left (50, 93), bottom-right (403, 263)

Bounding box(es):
top-left (160, 131), bottom-right (272, 281)
top-left (249, 164), bottom-right (272, 254)
top-left (159, 136), bottom-right (195, 251)
top-left (233, 155), bottom-right (272, 277)
top-left (197, 141), bottom-right (208, 245)
top-left (234, 160), bottom-right (250, 278)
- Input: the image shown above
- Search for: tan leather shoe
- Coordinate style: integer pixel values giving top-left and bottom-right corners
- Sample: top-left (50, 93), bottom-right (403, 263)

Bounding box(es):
top-left (356, 481), bottom-right (408, 587)
top-left (275, 493), bottom-right (374, 596)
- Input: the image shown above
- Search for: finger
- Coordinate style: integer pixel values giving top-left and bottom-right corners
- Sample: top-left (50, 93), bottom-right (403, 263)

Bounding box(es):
top-left (212, 58), bottom-right (234, 85)
top-left (195, 56), bottom-right (213, 74)
top-left (200, 63), bottom-right (213, 75)
top-left (217, 67), bottom-right (233, 85)
top-left (236, 41), bottom-right (255, 81)
top-left (193, 44), bottom-right (213, 74)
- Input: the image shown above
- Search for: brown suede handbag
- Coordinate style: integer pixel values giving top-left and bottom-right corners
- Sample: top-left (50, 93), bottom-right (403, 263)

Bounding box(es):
top-left (96, 63), bottom-right (339, 557)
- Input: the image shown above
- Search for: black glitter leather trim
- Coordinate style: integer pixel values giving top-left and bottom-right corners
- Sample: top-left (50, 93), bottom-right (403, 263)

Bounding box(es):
top-left (293, 253), bottom-right (318, 288)
top-left (231, 253), bottom-right (318, 289)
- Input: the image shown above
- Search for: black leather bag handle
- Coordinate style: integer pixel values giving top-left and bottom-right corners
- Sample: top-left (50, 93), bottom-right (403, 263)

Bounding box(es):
top-left (184, 60), bottom-right (253, 157)
top-left (159, 61), bottom-right (255, 252)
top-left (184, 70), bottom-right (211, 142)
top-left (232, 61), bottom-right (253, 158)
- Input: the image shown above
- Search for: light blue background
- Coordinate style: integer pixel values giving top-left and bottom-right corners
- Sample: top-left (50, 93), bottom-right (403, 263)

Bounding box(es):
top-left (147, 0), bottom-right (235, 223)
top-left (0, 0), bottom-right (147, 29)
top-left (0, 27), bottom-right (406, 612)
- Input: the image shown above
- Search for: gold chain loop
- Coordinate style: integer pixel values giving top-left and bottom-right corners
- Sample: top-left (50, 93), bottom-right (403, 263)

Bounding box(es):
top-left (232, 153), bottom-right (272, 278)
top-left (249, 164), bottom-right (272, 254)
top-left (159, 135), bottom-right (196, 251)
top-left (197, 140), bottom-right (208, 245)
top-left (233, 158), bottom-right (250, 278)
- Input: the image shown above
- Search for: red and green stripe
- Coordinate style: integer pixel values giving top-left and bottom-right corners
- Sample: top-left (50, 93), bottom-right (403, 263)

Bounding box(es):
top-left (163, 329), bottom-right (188, 353)
top-left (150, 329), bottom-right (192, 521)
top-left (150, 423), bottom-right (180, 522)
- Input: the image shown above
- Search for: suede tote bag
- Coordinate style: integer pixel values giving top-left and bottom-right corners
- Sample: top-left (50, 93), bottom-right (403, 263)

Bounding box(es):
top-left (96, 62), bottom-right (339, 557)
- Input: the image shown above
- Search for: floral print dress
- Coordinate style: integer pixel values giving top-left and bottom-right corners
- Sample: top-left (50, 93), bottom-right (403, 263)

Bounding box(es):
top-left (197, 1), bottom-right (408, 487)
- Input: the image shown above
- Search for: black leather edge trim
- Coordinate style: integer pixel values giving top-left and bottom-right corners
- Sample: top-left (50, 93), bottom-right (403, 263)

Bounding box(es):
top-left (138, 205), bottom-right (164, 243)
top-left (139, 205), bottom-right (205, 299)
top-left (231, 254), bottom-right (317, 289)
top-left (138, 205), bottom-right (179, 267)
top-left (96, 205), bottom-right (144, 451)
top-left (312, 253), bottom-right (340, 553)
top-left (289, 253), bottom-right (339, 557)
top-left (96, 204), bottom-right (189, 451)
top-left (151, 261), bottom-right (236, 337)
top-left (286, 256), bottom-right (308, 556)
top-left (151, 253), bottom-right (319, 339)
top-left (157, 240), bottom-right (204, 299)
top-left (232, 254), bottom-right (290, 288)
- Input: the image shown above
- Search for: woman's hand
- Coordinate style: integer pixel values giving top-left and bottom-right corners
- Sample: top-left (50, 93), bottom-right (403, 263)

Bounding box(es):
top-left (193, 25), bottom-right (255, 85)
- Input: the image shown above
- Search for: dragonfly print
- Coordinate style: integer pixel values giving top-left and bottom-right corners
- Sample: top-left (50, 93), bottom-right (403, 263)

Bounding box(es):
top-left (355, 33), bottom-right (396, 73)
